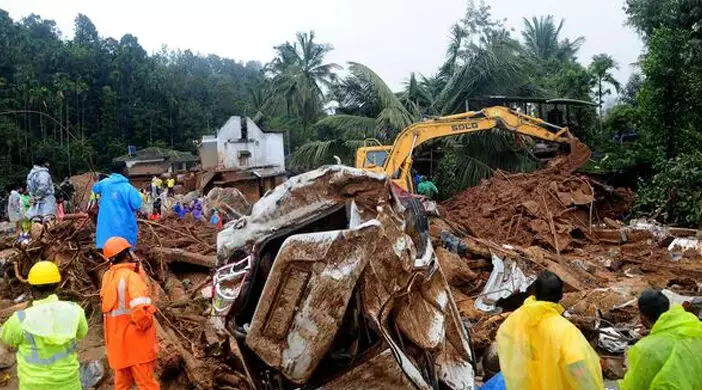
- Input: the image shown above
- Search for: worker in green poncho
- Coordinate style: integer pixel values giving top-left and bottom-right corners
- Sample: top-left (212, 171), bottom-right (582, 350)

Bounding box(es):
top-left (1, 261), bottom-right (88, 389)
top-left (620, 289), bottom-right (702, 390)
top-left (417, 176), bottom-right (439, 199)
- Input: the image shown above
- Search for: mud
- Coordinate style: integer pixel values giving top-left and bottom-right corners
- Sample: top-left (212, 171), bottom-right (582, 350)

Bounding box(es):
top-left (441, 165), bottom-right (633, 252)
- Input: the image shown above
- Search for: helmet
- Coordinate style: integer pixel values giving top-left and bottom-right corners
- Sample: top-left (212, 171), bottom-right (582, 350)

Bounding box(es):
top-left (27, 261), bottom-right (61, 285)
top-left (103, 237), bottom-right (132, 259)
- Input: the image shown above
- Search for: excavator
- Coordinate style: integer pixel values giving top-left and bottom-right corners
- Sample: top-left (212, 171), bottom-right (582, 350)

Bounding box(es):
top-left (354, 105), bottom-right (592, 193)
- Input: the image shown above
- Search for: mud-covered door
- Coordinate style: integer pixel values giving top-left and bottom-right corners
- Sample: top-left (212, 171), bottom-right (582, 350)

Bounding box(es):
top-left (245, 220), bottom-right (381, 384)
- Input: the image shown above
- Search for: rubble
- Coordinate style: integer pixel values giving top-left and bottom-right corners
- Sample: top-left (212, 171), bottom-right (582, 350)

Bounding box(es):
top-left (0, 214), bottom-right (223, 389)
top-left (2, 155), bottom-right (702, 387)
top-left (435, 161), bottom-right (702, 382)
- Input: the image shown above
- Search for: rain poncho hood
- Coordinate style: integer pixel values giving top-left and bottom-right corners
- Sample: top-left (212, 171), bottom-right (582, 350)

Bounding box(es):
top-left (1, 295), bottom-right (88, 390)
top-left (496, 296), bottom-right (604, 390)
top-left (93, 173), bottom-right (142, 249)
top-left (620, 304), bottom-right (702, 390)
top-left (22, 295), bottom-right (82, 345)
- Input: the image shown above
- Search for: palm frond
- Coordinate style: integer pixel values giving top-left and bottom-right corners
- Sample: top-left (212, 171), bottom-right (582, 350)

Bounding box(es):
top-left (288, 139), bottom-right (365, 172)
top-left (347, 62), bottom-right (413, 124)
top-left (314, 115), bottom-right (377, 139)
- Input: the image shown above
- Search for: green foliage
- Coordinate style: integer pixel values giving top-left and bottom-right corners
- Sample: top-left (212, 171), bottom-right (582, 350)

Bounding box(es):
top-left (625, 0), bottom-right (702, 41)
top-left (433, 151), bottom-right (459, 200)
top-left (288, 139), bottom-right (365, 172)
top-left (603, 104), bottom-right (640, 137)
top-left (522, 16), bottom-right (584, 63)
top-left (0, 10), bottom-right (265, 186)
top-left (264, 31), bottom-right (340, 143)
top-left (638, 27), bottom-right (692, 159)
top-left (635, 153), bottom-right (702, 227)
top-left (589, 54), bottom-right (620, 116)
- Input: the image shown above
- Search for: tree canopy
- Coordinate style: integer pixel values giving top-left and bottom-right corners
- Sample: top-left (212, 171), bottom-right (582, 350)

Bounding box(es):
top-left (0, 2), bottom-right (617, 204)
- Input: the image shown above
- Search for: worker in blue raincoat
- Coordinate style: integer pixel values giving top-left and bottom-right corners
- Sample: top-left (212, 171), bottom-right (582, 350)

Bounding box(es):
top-left (92, 161), bottom-right (142, 250)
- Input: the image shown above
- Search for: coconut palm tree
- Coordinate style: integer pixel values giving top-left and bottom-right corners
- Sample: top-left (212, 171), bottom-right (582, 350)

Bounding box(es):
top-left (522, 16), bottom-right (584, 63)
top-left (289, 62), bottom-right (414, 171)
top-left (265, 31), bottom-right (340, 131)
top-left (589, 54), bottom-right (621, 117)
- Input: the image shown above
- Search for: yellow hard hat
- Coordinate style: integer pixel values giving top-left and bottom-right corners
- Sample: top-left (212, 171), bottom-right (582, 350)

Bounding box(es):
top-left (27, 261), bottom-right (61, 286)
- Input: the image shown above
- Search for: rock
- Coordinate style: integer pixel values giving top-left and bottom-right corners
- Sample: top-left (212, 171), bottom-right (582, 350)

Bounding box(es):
top-left (80, 360), bottom-right (105, 388)
top-left (0, 343), bottom-right (15, 369)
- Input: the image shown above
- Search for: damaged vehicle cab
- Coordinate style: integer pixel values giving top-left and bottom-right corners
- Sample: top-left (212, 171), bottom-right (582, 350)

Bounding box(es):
top-left (214, 166), bottom-right (475, 390)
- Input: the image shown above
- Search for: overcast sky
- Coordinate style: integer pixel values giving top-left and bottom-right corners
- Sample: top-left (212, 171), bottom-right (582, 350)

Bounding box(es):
top-left (0, 0), bottom-right (643, 91)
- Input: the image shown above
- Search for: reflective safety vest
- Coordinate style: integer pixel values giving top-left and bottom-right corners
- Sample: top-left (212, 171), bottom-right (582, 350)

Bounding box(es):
top-left (101, 262), bottom-right (158, 369)
top-left (0, 295), bottom-right (88, 390)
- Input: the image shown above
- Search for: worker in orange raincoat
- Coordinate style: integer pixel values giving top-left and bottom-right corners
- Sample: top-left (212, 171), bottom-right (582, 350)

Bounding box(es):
top-left (101, 236), bottom-right (159, 389)
top-left (496, 271), bottom-right (603, 390)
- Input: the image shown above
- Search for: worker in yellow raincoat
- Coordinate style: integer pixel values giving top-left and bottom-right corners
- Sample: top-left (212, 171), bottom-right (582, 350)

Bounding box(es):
top-left (619, 289), bottom-right (702, 390)
top-left (496, 271), bottom-right (603, 390)
top-left (0, 261), bottom-right (88, 389)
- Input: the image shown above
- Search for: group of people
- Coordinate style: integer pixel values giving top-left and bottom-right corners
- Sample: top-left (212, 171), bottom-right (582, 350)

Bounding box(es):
top-left (480, 271), bottom-right (702, 390)
top-left (6, 156), bottom-right (80, 235)
top-left (2, 159), bottom-right (158, 389)
top-left (150, 175), bottom-right (175, 200)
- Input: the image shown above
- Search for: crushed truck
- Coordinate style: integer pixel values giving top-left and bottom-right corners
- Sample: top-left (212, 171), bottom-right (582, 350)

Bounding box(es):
top-left (211, 107), bottom-right (591, 388)
top-left (213, 166), bottom-right (475, 389)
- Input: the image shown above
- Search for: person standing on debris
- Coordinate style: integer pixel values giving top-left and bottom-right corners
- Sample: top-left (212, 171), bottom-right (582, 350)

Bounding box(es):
top-left (496, 271), bottom-right (603, 390)
top-left (1, 261), bottom-right (88, 390)
top-left (166, 177), bottom-right (175, 197)
top-left (150, 197), bottom-right (162, 220)
top-left (93, 161), bottom-right (142, 251)
top-left (619, 289), bottom-right (702, 390)
top-left (150, 176), bottom-right (161, 199)
top-left (26, 156), bottom-right (56, 221)
top-left (417, 175), bottom-right (439, 199)
top-left (101, 236), bottom-right (159, 390)
top-left (7, 184), bottom-right (23, 233)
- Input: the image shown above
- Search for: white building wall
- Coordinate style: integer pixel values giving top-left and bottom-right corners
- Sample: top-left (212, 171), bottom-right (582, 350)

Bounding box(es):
top-left (211, 116), bottom-right (285, 171)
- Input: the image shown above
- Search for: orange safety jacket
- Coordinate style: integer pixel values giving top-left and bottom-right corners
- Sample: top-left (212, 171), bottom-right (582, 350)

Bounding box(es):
top-left (100, 263), bottom-right (158, 370)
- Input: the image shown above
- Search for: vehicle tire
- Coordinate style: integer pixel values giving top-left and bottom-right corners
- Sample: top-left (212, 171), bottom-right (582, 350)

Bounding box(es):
top-left (404, 197), bottom-right (429, 259)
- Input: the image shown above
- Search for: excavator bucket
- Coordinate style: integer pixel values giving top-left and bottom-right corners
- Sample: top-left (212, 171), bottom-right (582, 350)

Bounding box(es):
top-left (562, 137), bottom-right (592, 172)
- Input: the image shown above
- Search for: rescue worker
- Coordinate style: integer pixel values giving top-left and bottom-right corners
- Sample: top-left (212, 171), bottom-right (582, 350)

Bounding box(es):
top-left (7, 184), bottom-right (22, 233)
top-left (619, 289), bottom-right (702, 389)
top-left (496, 271), bottom-right (603, 390)
top-left (150, 176), bottom-right (162, 199)
top-left (166, 177), bottom-right (175, 198)
top-left (26, 156), bottom-right (56, 221)
top-left (417, 175), bottom-right (439, 199)
top-left (101, 236), bottom-right (159, 389)
top-left (93, 161), bottom-right (142, 251)
top-left (480, 342), bottom-right (505, 390)
top-left (1, 261), bottom-right (88, 389)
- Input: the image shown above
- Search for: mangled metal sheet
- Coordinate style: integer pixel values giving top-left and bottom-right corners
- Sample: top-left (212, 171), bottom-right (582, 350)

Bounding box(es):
top-left (475, 254), bottom-right (536, 312)
top-left (396, 268), bottom-right (448, 350)
top-left (217, 166), bottom-right (388, 265)
top-left (245, 220), bottom-right (381, 384)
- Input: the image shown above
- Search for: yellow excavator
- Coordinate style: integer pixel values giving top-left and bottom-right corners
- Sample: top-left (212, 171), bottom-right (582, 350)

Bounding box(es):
top-left (354, 106), bottom-right (591, 193)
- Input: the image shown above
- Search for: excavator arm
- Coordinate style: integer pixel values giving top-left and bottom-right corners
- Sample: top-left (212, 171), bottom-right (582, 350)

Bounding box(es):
top-left (356, 106), bottom-right (591, 192)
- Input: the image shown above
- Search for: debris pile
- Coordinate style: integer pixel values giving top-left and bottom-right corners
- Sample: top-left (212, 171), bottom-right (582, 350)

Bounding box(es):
top-left (434, 163), bottom-right (702, 381)
top-left (0, 214), bottom-right (240, 389)
top-left (442, 164), bottom-right (633, 253)
top-left (1, 156), bottom-right (702, 387)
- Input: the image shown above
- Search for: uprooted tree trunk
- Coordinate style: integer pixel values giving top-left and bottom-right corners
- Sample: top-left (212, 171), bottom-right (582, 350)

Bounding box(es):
top-left (157, 320), bottom-right (215, 389)
top-left (150, 247), bottom-right (216, 268)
